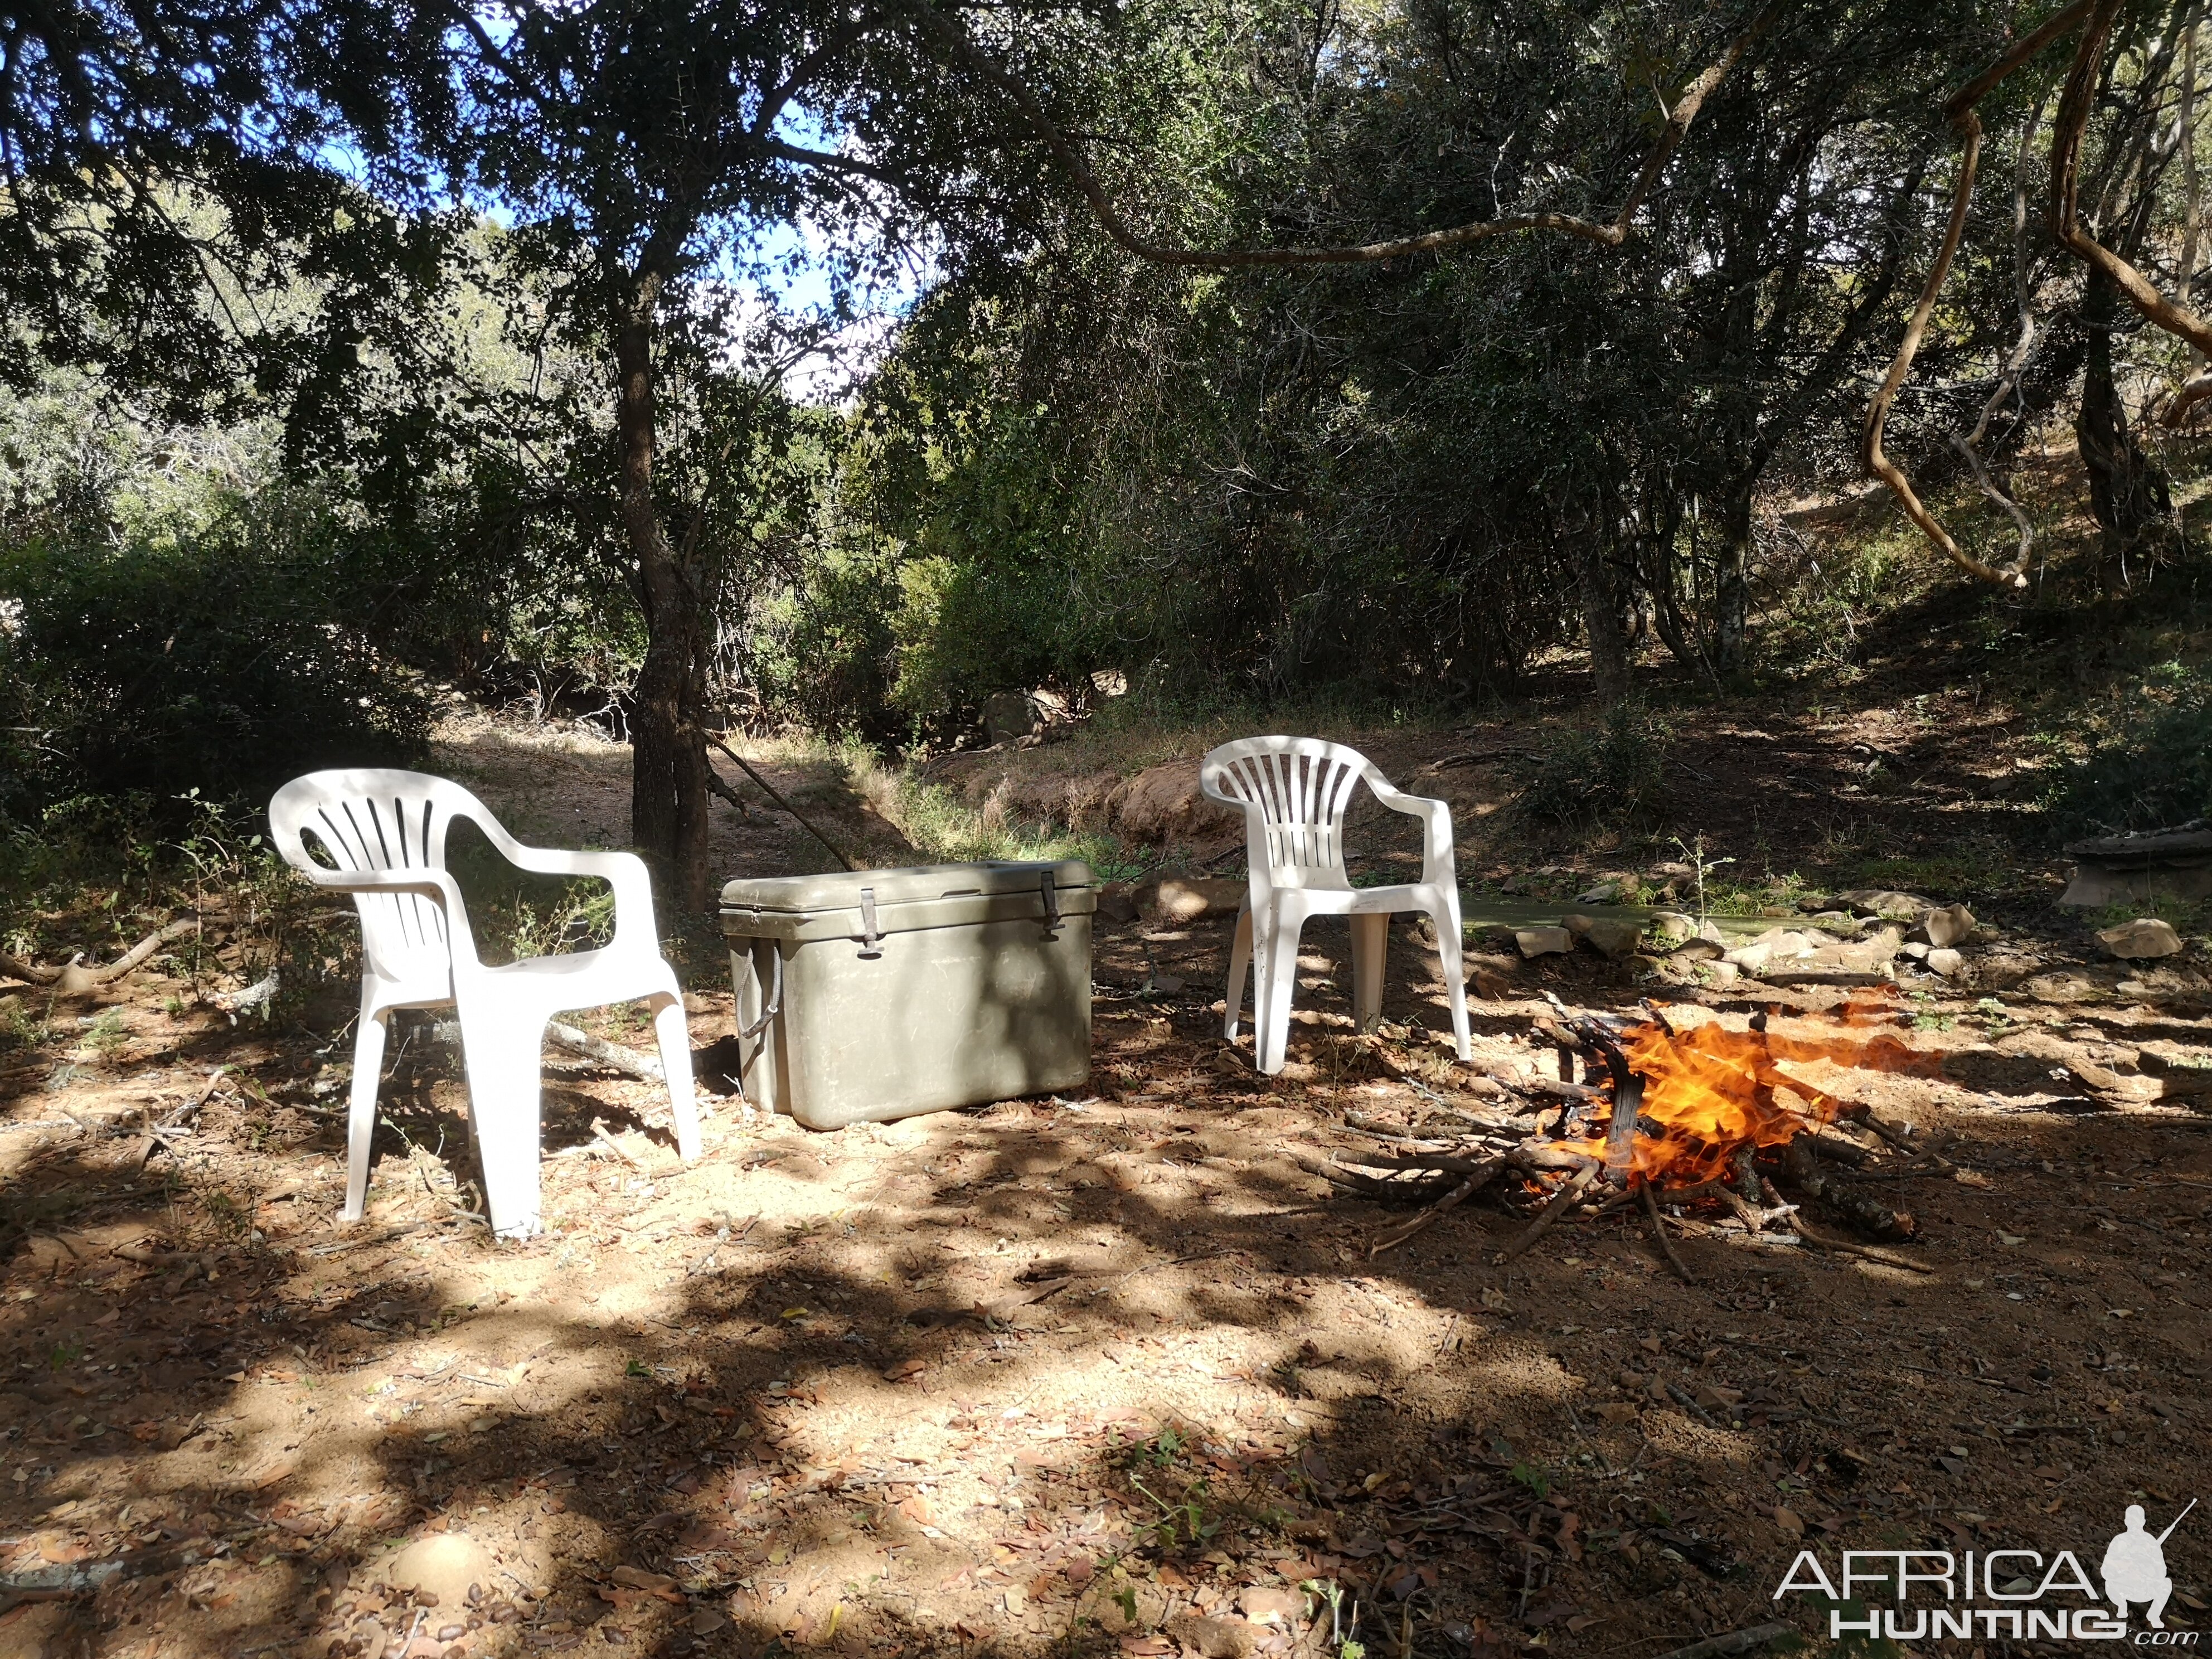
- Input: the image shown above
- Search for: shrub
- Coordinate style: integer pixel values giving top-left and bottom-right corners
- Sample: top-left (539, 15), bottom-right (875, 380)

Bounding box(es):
top-left (2051, 666), bottom-right (2212, 836)
top-left (1516, 701), bottom-right (1671, 830)
top-left (1, 493), bottom-right (429, 827)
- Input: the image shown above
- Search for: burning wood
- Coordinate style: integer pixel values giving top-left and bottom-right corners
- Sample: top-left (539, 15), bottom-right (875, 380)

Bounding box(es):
top-left (1325, 995), bottom-right (1948, 1271)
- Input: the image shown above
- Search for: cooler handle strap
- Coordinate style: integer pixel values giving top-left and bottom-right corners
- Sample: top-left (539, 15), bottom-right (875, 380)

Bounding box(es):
top-left (858, 886), bottom-right (884, 958)
top-left (734, 944), bottom-right (785, 1042)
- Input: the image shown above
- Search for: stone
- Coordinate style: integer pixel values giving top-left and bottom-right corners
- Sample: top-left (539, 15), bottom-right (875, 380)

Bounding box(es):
top-left (1574, 880), bottom-right (1621, 904)
top-left (1096, 883), bottom-right (1138, 924)
top-left (1806, 910), bottom-right (1862, 938)
top-left (982, 688), bottom-right (1044, 746)
top-left (1924, 902), bottom-right (1976, 949)
top-left (1723, 940), bottom-right (1772, 973)
top-left (1515, 926), bottom-right (1574, 958)
top-left (2099, 918), bottom-right (2184, 960)
top-left (1669, 937), bottom-right (1725, 961)
top-left (1111, 759), bottom-right (1235, 843)
top-left (1927, 948), bottom-right (1964, 977)
top-left (1703, 960), bottom-right (1742, 986)
top-left (381, 1532), bottom-right (497, 1612)
top-left (1136, 877), bottom-right (1245, 924)
top-left (1238, 1587), bottom-right (1307, 1626)
top-left (1900, 941), bottom-right (1929, 960)
top-left (1839, 889), bottom-right (1934, 920)
top-left (1166, 1613), bottom-right (1259, 1659)
top-left (1563, 913), bottom-right (1643, 958)
top-left (1649, 911), bottom-right (1697, 944)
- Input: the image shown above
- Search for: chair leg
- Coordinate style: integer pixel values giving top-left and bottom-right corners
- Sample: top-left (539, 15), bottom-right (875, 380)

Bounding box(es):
top-left (459, 1018), bottom-right (547, 1241)
top-left (343, 1001), bottom-right (390, 1223)
top-left (1257, 910), bottom-right (1304, 1075)
top-left (1225, 905), bottom-right (1254, 1041)
top-left (651, 991), bottom-right (701, 1162)
top-left (1430, 893), bottom-right (1472, 1060)
top-left (1350, 913), bottom-right (1389, 1032)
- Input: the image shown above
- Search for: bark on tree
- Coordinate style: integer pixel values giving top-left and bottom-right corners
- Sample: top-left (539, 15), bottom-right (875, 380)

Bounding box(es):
top-left (1569, 510), bottom-right (1631, 705)
top-left (1710, 486), bottom-right (1754, 676)
top-left (2077, 264), bottom-right (2174, 584)
top-left (614, 274), bottom-right (714, 913)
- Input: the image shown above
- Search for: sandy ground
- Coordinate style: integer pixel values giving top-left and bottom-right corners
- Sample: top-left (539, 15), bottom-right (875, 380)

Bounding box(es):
top-left (3, 717), bottom-right (2211, 1659)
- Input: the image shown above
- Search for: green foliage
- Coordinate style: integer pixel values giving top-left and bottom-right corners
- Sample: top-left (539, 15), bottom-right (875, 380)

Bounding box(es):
top-left (2051, 662), bottom-right (2212, 836)
top-left (1, 491), bottom-right (429, 826)
top-left (1516, 703), bottom-right (1671, 831)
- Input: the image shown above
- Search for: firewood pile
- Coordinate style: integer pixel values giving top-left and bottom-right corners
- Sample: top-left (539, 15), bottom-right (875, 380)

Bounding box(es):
top-left (1302, 995), bottom-right (1948, 1279)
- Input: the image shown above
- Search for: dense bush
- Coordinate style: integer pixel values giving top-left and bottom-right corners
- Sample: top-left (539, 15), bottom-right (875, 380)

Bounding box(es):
top-left (1, 494), bottom-right (430, 826)
top-left (1516, 702), bottom-right (1672, 830)
top-left (2051, 666), bottom-right (2212, 836)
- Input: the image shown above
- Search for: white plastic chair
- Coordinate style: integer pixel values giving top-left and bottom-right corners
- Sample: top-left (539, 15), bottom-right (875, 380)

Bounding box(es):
top-left (269, 769), bottom-right (700, 1239)
top-left (1201, 738), bottom-right (1470, 1075)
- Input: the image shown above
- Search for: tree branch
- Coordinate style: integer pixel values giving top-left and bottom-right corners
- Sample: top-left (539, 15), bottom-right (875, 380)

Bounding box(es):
top-left (1862, 5), bottom-right (2097, 587)
top-left (911, 0), bottom-right (1777, 267)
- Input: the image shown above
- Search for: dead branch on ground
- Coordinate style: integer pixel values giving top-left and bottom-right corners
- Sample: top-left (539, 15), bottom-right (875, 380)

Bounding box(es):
top-left (0, 918), bottom-right (200, 995)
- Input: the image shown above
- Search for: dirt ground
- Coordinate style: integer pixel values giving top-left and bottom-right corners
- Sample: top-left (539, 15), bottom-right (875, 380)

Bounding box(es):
top-left (4, 715), bottom-right (2211, 1659)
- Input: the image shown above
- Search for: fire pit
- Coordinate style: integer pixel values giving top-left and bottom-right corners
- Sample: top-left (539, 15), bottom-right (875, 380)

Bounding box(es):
top-left (1303, 992), bottom-right (1946, 1274)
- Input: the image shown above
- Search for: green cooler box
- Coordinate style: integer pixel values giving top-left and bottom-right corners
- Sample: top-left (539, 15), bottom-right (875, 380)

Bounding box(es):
top-left (717, 861), bottom-right (1094, 1128)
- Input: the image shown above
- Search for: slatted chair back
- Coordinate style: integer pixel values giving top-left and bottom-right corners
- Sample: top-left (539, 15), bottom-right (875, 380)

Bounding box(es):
top-left (1200, 737), bottom-right (1385, 891)
top-left (268, 770), bottom-right (481, 983)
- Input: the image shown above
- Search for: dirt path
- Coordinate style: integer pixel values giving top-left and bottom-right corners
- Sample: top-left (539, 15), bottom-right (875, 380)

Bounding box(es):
top-left (3, 721), bottom-right (2210, 1659)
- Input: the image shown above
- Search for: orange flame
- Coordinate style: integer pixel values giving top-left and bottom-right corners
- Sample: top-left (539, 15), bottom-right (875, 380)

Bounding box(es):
top-left (1556, 996), bottom-right (1942, 1188)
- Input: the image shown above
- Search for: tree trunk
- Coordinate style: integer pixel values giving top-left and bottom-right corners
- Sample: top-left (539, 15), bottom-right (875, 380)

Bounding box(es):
top-left (2077, 264), bottom-right (2174, 587)
top-left (614, 276), bottom-right (712, 913)
top-left (1710, 486), bottom-right (1754, 675)
top-left (1569, 510), bottom-right (1631, 704)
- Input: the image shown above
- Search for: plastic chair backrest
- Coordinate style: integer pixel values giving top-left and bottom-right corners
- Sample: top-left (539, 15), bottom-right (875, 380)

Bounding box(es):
top-left (1200, 737), bottom-right (1388, 891)
top-left (268, 769), bottom-right (487, 982)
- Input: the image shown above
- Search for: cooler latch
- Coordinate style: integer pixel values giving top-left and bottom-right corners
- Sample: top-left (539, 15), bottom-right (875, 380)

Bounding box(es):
top-left (858, 887), bottom-right (883, 958)
top-left (1040, 870), bottom-right (1060, 935)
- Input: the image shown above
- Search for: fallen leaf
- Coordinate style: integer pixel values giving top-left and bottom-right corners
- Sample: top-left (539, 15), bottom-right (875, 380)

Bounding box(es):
top-left (1773, 1507), bottom-right (1803, 1537)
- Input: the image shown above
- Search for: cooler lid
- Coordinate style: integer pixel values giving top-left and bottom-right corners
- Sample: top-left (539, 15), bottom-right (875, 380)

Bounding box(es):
top-left (719, 859), bottom-right (1093, 915)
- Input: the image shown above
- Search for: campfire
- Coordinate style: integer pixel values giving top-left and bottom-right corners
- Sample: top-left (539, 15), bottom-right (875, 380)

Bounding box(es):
top-left (1303, 992), bottom-right (1947, 1275)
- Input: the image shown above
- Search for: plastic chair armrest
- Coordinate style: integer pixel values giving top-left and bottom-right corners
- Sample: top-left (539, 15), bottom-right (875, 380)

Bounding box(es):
top-left (1374, 788), bottom-right (1458, 890)
top-left (501, 845), bottom-right (662, 953)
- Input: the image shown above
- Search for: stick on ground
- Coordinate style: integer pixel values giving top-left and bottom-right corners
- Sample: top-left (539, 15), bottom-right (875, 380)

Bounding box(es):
top-left (1650, 1621), bottom-right (1798, 1659)
top-left (1501, 1162), bottom-right (1597, 1260)
top-left (1641, 1181), bottom-right (1697, 1284)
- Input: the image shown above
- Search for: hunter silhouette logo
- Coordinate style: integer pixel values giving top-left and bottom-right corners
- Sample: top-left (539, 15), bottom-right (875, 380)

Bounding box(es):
top-left (2106, 1500), bottom-right (2194, 1631)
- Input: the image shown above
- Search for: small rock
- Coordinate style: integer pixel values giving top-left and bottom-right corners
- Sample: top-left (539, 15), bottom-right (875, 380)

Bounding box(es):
top-left (1649, 911), bottom-right (1697, 944)
top-left (1239, 1587), bottom-right (1307, 1626)
top-left (1695, 919), bottom-right (1728, 945)
top-left (1927, 948), bottom-right (1964, 977)
top-left (1574, 881), bottom-right (1621, 904)
top-left (1924, 902), bottom-right (1976, 948)
top-left (1839, 888), bottom-right (1934, 920)
top-left (1669, 937), bottom-right (1725, 961)
top-left (2100, 918), bottom-right (2184, 959)
top-left (1724, 940), bottom-right (1772, 973)
top-left (1703, 959), bottom-right (1741, 986)
top-left (1900, 941), bottom-right (1929, 961)
top-left (1563, 913), bottom-right (1643, 958)
top-left (1515, 926), bottom-right (1574, 958)
top-left (1166, 1613), bottom-right (1259, 1659)
top-left (1806, 910), bottom-right (1862, 938)
top-left (382, 1534), bottom-right (497, 1614)
top-left (1097, 884), bottom-right (1138, 925)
